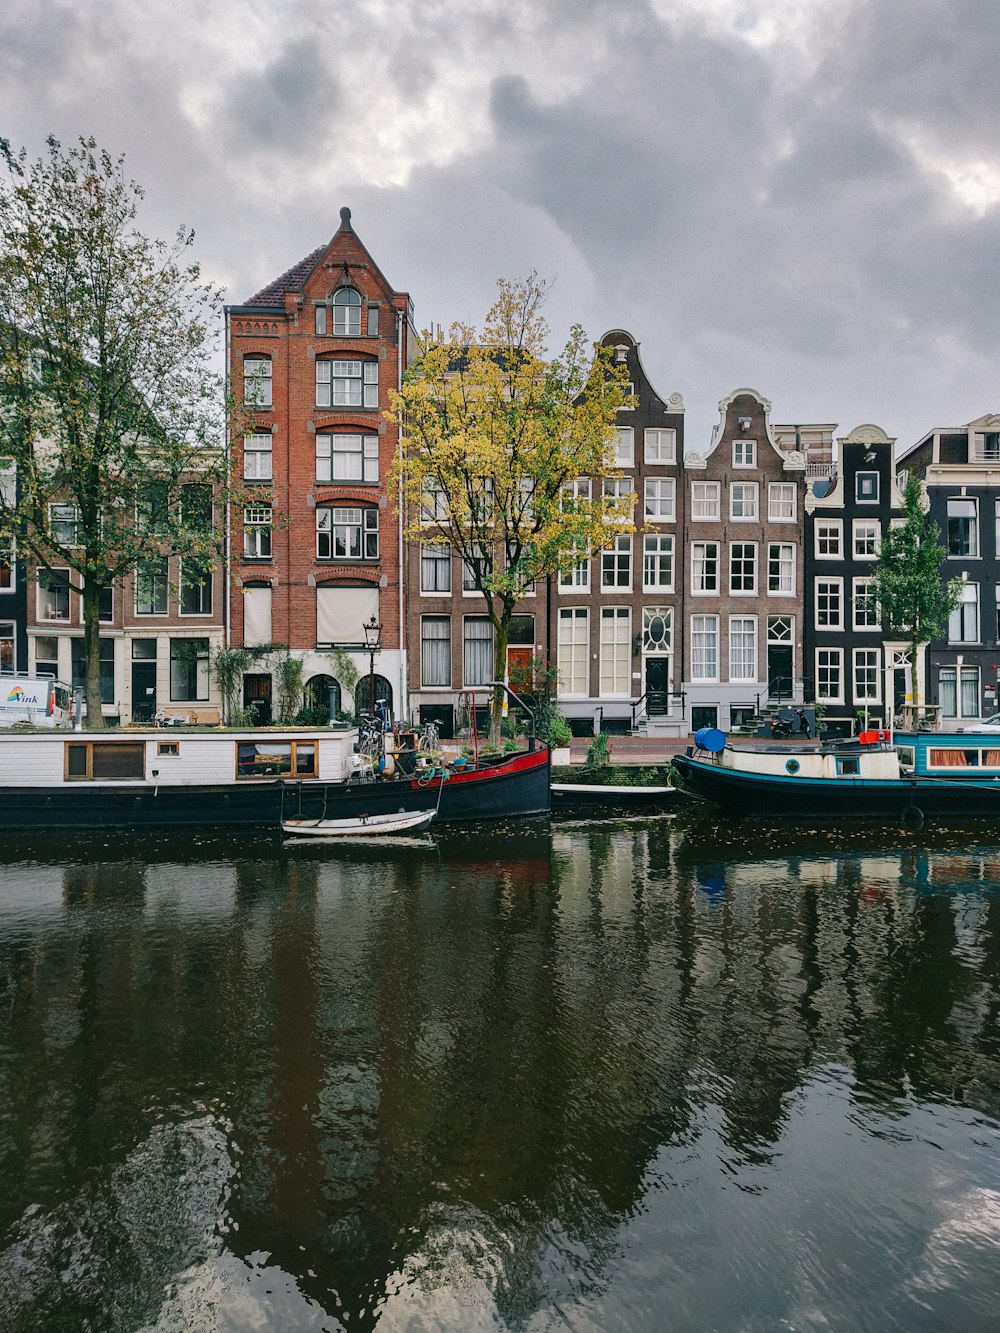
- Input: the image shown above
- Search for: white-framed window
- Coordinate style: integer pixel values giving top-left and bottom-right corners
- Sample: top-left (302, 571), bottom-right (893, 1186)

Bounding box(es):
top-left (599, 607), bottom-right (631, 695)
top-left (644, 428), bottom-right (676, 464)
top-left (974, 431), bottom-right (1000, 461)
top-left (642, 607), bottom-right (672, 654)
top-left (420, 477), bottom-right (448, 523)
top-left (767, 542), bottom-right (795, 595)
top-left (939, 665), bottom-right (979, 719)
top-left (420, 616), bottom-right (451, 687)
top-left (316, 432), bottom-right (379, 484)
top-left (135, 559), bottom-right (168, 616)
top-left (558, 545), bottom-right (590, 592)
top-left (947, 498), bottom-right (979, 558)
top-left (729, 615), bottom-right (757, 681)
top-left (37, 567), bottom-right (71, 621)
top-left (815, 520), bottom-right (842, 558)
top-left (729, 542), bottom-right (757, 594)
top-left (853, 649), bottom-right (881, 703)
top-left (816, 648), bottom-right (844, 703)
top-left (853, 519), bottom-right (879, 559)
top-left (243, 505), bottom-right (272, 559)
top-left (332, 287), bottom-right (362, 336)
top-left (179, 559), bottom-right (213, 616)
top-left (732, 438), bottom-right (755, 468)
top-left (0, 458), bottom-right (15, 507)
top-left (315, 358), bottom-right (378, 409)
top-left (691, 541), bottom-right (719, 594)
top-left (852, 577), bottom-right (879, 629)
top-left (691, 614), bottom-right (719, 681)
top-left (948, 582), bottom-right (979, 643)
top-left (613, 427), bottom-right (634, 466)
top-left (856, 471), bottom-right (879, 502)
top-left (601, 535), bottom-right (631, 589)
top-left (603, 477), bottom-right (633, 515)
top-left (816, 578), bottom-right (843, 629)
top-left (768, 483), bottom-right (796, 521)
top-left (463, 616), bottom-right (494, 685)
top-left (49, 504), bottom-right (82, 547)
top-left (560, 477), bottom-right (592, 509)
top-left (243, 433), bottom-right (273, 481)
top-left (644, 478), bottom-right (675, 522)
top-left (463, 544), bottom-right (491, 592)
top-left (558, 607), bottom-right (589, 696)
top-left (420, 543), bottom-right (451, 593)
top-left (691, 481), bottom-right (721, 521)
top-left (730, 482), bottom-right (758, 521)
top-left (316, 506), bottom-right (379, 559)
top-left (243, 356), bottom-right (272, 408)
top-left (642, 535), bottom-right (674, 591)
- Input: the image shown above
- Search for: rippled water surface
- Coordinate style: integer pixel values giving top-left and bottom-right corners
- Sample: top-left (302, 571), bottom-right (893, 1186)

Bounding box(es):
top-left (2, 812), bottom-right (1000, 1331)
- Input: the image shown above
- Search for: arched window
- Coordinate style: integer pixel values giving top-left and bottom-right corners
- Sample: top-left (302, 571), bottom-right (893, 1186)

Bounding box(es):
top-left (304, 674), bottom-right (341, 719)
top-left (333, 288), bottom-right (362, 336)
top-left (354, 673), bottom-right (393, 721)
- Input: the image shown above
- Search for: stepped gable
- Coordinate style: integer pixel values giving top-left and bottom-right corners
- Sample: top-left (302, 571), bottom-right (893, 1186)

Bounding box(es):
top-left (245, 244), bottom-right (327, 307)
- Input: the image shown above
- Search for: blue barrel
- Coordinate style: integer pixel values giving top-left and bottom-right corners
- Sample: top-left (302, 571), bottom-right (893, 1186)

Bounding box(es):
top-left (693, 727), bottom-right (726, 753)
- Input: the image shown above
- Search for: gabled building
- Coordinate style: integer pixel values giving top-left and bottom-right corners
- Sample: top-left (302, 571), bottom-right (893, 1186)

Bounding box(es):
top-left (897, 413), bottom-right (1000, 725)
top-left (804, 424), bottom-right (903, 728)
top-left (226, 209), bottom-right (415, 722)
top-left (682, 389), bottom-right (807, 731)
top-left (553, 330), bottom-right (686, 735)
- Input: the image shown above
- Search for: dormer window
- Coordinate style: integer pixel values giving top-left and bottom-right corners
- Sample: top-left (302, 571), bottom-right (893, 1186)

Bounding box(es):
top-left (333, 287), bottom-right (361, 336)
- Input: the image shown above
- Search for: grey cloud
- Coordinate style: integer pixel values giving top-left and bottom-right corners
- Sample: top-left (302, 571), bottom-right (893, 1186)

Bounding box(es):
top-left (224, 40), bottom-right (341, 150)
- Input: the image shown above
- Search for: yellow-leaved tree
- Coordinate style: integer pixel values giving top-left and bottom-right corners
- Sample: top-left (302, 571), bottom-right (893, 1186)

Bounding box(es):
top-left (389, 275), bottom-right (633, 746)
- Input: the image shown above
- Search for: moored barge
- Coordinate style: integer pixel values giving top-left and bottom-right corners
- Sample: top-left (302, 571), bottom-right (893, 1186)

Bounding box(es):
top-left (0, 728), bottom-right (550, 830)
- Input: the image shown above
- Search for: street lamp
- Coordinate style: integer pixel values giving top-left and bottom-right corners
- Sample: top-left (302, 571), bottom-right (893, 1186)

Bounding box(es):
top-left (362, 613), bottom-right (382, 722)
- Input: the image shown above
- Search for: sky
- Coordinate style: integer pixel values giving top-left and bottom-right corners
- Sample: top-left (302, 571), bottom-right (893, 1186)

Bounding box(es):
top-left (2, 0), bottom-right (998, 454)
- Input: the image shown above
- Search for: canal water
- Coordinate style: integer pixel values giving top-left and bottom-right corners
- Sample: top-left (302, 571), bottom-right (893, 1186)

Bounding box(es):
top-left (2, 811), bottom-right (1000, 1332)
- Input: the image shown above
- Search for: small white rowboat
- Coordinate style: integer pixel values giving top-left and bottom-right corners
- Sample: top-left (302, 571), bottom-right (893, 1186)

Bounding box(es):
top-left (282, 809), bottom-right (436, 838)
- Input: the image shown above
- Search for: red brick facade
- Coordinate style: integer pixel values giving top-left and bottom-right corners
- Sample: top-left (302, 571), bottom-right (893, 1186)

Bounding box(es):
top-left (227, 209), bottom-right (415, 718)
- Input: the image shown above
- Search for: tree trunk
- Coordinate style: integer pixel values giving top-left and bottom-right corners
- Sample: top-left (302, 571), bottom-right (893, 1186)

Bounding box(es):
top-left (489, 604), bottom-right (512, 749)
top-left (82, 578), bottom-right (106, 729)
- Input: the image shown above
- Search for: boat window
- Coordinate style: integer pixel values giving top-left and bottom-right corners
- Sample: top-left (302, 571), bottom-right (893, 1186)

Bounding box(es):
top-left (236, 740), bottom-right (318, 780)
top-left (928, 748), bottom-right (980, 767)
top-left (785, 759), bottom-right (800, 774)
top-left (157, 742), bottom-right (180, 757)
top-left (65, 741), bottom-right (146, 781)
top-left (837, 757), bottom-right (860, 775)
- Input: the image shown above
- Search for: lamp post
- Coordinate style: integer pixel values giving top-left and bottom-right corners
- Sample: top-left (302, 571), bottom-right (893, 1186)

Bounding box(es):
top-left (362, 614), bottom-right (382, 723)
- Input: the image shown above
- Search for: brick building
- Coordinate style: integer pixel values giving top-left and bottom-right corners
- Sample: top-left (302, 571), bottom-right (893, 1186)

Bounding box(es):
top-left (26, 510), bottom-right (226, 724)
top-left (226, 208), bottom-right (415, 721)
top-left (552, 330), bottom-right (687, 735)
top-left (0, 459), bottom-right (27, 676)
top-left (681, 389), bottom-right (807, 731)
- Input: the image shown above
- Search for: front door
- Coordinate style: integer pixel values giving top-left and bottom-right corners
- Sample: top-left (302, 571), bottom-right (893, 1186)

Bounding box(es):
top-left (131, 661), bottom-right (156, 723)
top-left (507, 646), bottom-right (533, 693)
top-left (767, 645), bottom-right (793, 700)
top-left (243, 673), bottom-right (272, 725)
top-left (644, 657), bottom-right (670, 714)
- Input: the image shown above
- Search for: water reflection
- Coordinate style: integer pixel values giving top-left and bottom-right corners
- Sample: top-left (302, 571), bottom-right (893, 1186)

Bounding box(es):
top-left (1, 817), bottom-right (999, 1330)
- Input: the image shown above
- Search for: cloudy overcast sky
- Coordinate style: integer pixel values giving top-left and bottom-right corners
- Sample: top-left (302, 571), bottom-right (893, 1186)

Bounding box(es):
top-left (3, 0), bottom-right (998, 451)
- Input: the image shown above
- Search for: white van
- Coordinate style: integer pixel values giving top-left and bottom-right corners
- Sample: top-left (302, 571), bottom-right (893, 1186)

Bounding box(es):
top-left (0, 674), bottom-right (73, 728)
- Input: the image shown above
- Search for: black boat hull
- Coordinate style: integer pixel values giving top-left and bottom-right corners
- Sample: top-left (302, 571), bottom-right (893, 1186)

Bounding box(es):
top-left (0, 747), bottom-right (551, 831)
